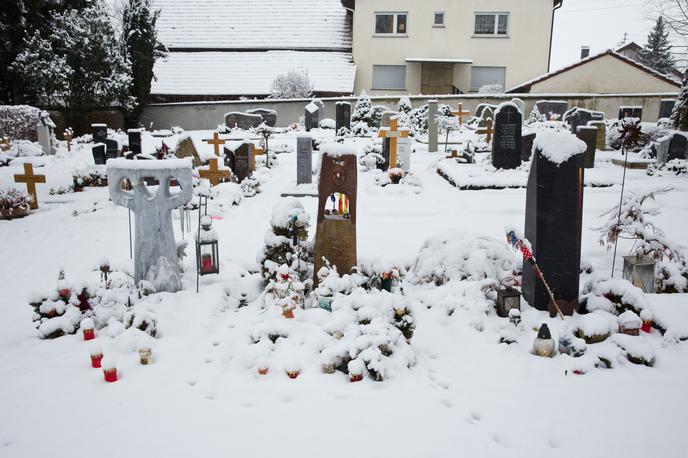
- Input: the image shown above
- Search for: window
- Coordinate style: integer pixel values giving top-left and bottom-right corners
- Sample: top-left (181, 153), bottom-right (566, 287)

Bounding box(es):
top-left (470, 66), bottom-right (506, 92)
top-left (474, 13), bottom-right (509, 36)
top-left (372, 65), bottom-right (406, 90)
top-left (434, 12), bottom-right (445, 27)
top-left (375, 13), bottom-right (408, 35)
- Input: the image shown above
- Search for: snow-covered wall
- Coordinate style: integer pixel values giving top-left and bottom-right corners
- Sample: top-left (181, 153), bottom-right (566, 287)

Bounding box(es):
top-left (140, 93), bottom-right (678, 130)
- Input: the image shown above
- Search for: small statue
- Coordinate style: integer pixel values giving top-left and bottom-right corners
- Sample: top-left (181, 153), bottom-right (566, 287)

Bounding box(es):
top-left (534, 323), bottom-right (555, 357)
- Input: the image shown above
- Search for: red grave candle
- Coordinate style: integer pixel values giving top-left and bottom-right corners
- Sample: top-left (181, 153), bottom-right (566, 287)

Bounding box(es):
top-left (103, 368), bottom-right (118, 383)
top-left (201, 254), bottom-right (213, 273)
top-left (83, 328), bottom-right (95, 341)
top-left (91, 353), bottom-right (103, 368)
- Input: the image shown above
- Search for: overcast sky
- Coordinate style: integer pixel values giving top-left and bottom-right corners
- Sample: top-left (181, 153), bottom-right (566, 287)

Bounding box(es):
top-left (550, 0), bottom-right (655, 70)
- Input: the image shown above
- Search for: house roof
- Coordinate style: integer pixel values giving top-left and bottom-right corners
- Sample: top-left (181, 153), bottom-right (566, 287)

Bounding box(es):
top-left (507, 49), bottom-right (681, 93)
top-left (154, 0), bottom-right (352, 51)
top-left (150, 51), bottom-right (356, 96)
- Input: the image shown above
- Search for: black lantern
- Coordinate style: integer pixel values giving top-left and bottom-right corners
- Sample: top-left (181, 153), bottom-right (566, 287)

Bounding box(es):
top-left (196, 215), bottom-right (219, 276)
top-left (496, 281), bottom-right (521, 318)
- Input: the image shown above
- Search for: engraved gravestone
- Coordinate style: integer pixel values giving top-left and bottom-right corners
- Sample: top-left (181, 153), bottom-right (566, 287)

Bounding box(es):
top-left (523, 132), bottom-right (585, 316)
top-left (128, 129), bottom-right (142, 157)
top-left (107, 159), bottom-right (193, 293)
top-left (91, 123), bottom-right (107, 145)
top-left (397, 136), bottom-right (411, 172)
top-left (297, 135), bottom-right (313, 184)
top-left (92, 143), bottom-right (106, 165)
top-left (521, 132), bottom-right (536, 161)
top-left (105, 139), bottom-right (119, 161)
top-left (428, 100), bottom-right (438, 153)
top-left (305, 102), bottom-right (320, 132)
top-left (569, 108), bottom-right (603, 134)
top-left (492, 103), bottom-right (522, 169)
top-left (659, 99), bottom-right (675, 119)
top-left (379, 138), bottom-right (391, 171)
top-left (313, 147), bottom-right (358, 286)
top-left (668, 133), bottom-right (688, 161)
top-left (225, 112), bottom-right (263, 130)
top-left (233, 142), bottom-right (252, 182)
top-left (246, 108), bottom-right (277, 127)
top-left (576, 125), bottom-right (598, 168)
top-left (336, 102), bottom-right (351, 132)
top-left (36, 125), bottom-right (54, 155)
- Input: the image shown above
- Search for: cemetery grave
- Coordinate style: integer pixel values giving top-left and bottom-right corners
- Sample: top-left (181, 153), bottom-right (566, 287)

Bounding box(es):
top-left (1, 97), bottom-right (688, 458)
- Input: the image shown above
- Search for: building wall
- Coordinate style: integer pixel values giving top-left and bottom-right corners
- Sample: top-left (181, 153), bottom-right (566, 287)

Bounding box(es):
top-left (141, 93), bottom-right (677, 130)
top-left (528, 54), bottom-right (681, 93)
top-left (351, 0), bottom-right (555, 95)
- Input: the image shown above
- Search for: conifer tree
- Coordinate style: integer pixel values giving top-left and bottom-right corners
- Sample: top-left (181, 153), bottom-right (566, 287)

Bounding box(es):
top-left (639, 17), bottom-right (676, 76)
top-left (671, 71), bottom-right (688, 131)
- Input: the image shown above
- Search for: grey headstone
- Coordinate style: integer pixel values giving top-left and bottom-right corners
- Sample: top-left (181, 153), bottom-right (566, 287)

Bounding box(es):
top-left (305, 102), bottom-right (320, 132)
top-left (36, 125), bottom-right (53, 155)
top-left (297, 136), bottom-right (313, 184)
top-left (92, 143), bottom-right (106, 165)
top-left (511, 98), bottom-right (525, 115)
top-left (475, 103), bottom-right (499, 118)
top-left (521, 132), bottom-right (536, 162)
top-left (577, 126), bottom-right (598, 168)
top-left (479, 107), bottom-right (494, 128)
top-left (380, 111), bottom-right (396, 128)
top-left (587, 120), bottom-right (607, 151)
top-left (535, 101), bottom-right (568, 121)
top-left (225, 112), bottom-right (263, 130)
top-left (233, 142), bottom-right (253, 182)
top-left (92, 123), bottom-right (107, 145)
top-left (336, 102), bottom-right (351, 132)
top-left (492, 104), bottom-right (522, 169)
top-left (659, 99), bottom-right (675, 119)
top-left (246, 109), bottom-right (277, 127)
top-left (107, 160), bottom-right (193, 293)
top-left (569, 109), bottom-right (603, 134)
top-left (428, 100), bottom-right (438, 153)
top-left (659, 133), bottom-right (688, 164)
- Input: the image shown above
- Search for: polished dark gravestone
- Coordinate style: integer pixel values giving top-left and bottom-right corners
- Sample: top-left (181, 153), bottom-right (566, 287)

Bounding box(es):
top-left (232, 142), bottom-right (253, 183)
top-left (91, 123), bottom-right (107, 145)
top-left (657, 133), bottom-right (688, 165)
top-left (576, 125), bottom-right (598, 168)
top-left (223, 146), bottom-right (236, 175)
top-left (523, 132), bottom-right (586, 316)
top-left (127, 129), bottom-right (142, 157)
top-left (336, 102), bottom-right (351, 132)
top-left (305, 101), bottom-right (320, 132)
top-left (521, 132), bottom-right (536, 161)
top-left (92, 143), bottom-right (106, 165)
top-left (618, 106), bottom-right (642, 120)
top-left (492, 103), bottom-right (522, 169)
top-left (313, 147), bottom-right (358, 286)
top-left (225, 112), bottom-right (263, 130)
top-left (105, 139), bottom-right (119, 161)
top-left (534, 101), bottom-right (568, 121)
top-left (297, 136), bottom-right (313, 184)
top-left (247, 109), bottom-right (277, 127)
top-left (568, 108), bottom-right (604, 135)
top-left (659, 99), bottom-right (675, 119)
top-left (378, 138), bottom-right (391, 171)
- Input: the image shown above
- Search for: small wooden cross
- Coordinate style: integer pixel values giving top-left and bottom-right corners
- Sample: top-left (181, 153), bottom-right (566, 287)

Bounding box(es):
top-left (251, 145), bottom-right (266, 172)
top-left (64, 129), bottom-right (73, 152)
top-left (378, 117), bottom-right (409, 169)
top-left (0, 136), bottom-right (11, 152)
top-left (199, 158), bottom-right (231, 186)
top-left (14, 163), bottom-right (46, 210)
top-left (446, 149), bottom-right (460, 159)
top-left (203, 132), bottom-right (226, 156)
top-left (451, 103), bottom-right (471, 126)
top-left (477, 118), bottom-right (494, 143)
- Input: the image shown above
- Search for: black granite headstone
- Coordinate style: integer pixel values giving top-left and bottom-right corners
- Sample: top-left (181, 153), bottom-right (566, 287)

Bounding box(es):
top-left (92, 143), bottom-right (106, 165)
top-left (297, 136), bottom-right (313, 184)
top-left (91, 123), bottom-right (107, 145)
top-left (576, 126), bottom-right (598, 168)
top-left (233, 143), bottom-right (252, 182)
top-left (523, 140), bottom-right (584, 316)
top-left (492, 105), bottom-right (522, 169)
top-left (668, 133), bottom-right (688, 161)
top-left (659, 100), bottom-right (675, 119)
top-left (223, 146), bottom-right (236, 174)
top-left (305, 102), bottom-right (320, 132)
top-left (521, 132), bottom-right (536, 161)
top-left (336, 102), bottom-right (351, 132)
top-left (618, 106), bottom-right (642, 120)
top-left (378, 138), bottom-right (391, 171)
top-left (246, 109), bottom-right (277, 127)
top-left (569, 109), bottom-right (603, 134)
top-left (225, 112), bottom-right (263, 130)
top-left (105, 139), bottom-right (119, 161)
top-left (535, 101), bottom-right (568, 121)
top-left (127, 129), bottom-right (142, 157)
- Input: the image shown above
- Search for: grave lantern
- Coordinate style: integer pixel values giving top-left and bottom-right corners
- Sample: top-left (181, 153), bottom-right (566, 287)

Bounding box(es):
top-left (196, 215), bottom-right (219, 275)
top-left (622, 255), bottom-right (656, 293)
top-left (496, 280), bottom-right (521, 318)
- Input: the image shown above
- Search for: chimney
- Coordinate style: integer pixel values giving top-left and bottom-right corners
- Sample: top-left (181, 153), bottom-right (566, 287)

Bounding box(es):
top-left (580, 46), bottom-right (590, 60)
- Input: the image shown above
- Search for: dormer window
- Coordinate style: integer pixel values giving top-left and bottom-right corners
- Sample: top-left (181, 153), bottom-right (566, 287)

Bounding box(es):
top-left (375, 12), bottom-right (408, 35)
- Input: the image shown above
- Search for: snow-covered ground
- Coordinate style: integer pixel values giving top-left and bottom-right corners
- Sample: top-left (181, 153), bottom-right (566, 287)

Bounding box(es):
top-left (1, 129), bottom-right (687, 457)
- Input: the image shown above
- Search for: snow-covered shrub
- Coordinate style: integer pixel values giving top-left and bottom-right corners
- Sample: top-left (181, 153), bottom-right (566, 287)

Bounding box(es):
top-left (410, 231), bottom-right (517, 286)
top-left (72, 165), bottom-right (108, 190)
top-left (319, 118), bottom-right (336, 130)
top-left (312, 264), bottom-right (367, 300)
top-left (647, 158), bottom-right (688, 176)
top-left (371, 105), bottom-right (391, 128)
top-left (359, 143), bottom-right (383, 171)
top-left (527, 105), bottom-right (546, 125)
top-left (351, 90), bottom-right (374, 126)
top-left (258, 198), bottom-right (313, 284)
top-left (656, 259), bottom-right (688, 293)
top-left (575, 310), bottom-right (618, 343)
top-left (409, 104), bottom-right (429, 136)
top-left (478, 84), bottom-right (504, 94)
top-left (398, 96), bottom-right (413, 115)
top-left (0, 187), bottom-right (32, 211)
top-left (263, 264), bottom-right (306, 316)
top-left (269, 68), bottom-right (313, 99)
top-left (240, 176), bottom-right (262, 197)
top-left (581, 274), bottom-right (649, 315)
top-left (350, 121), bottom-right (371, 137)
top-left (0, 105), bottom-right (54, 141)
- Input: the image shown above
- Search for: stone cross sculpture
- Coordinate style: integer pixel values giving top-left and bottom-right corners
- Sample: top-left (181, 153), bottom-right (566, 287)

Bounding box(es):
top-left (107, 159), bottom-right (193, 293)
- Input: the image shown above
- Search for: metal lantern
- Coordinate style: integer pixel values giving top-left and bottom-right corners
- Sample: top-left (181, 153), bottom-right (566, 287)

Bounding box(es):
top-left (622, 255), bottom-right (656, 293)
top-left (496, 282), bottom-right (521, 318)
top-left (196, 215), bottom-right (219, 276)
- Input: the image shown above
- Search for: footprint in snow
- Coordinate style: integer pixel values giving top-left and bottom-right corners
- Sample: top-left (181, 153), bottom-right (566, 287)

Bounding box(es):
top-left (281, 395), bottom-right (294, 403)
top-left (547, 438), bottom-right (561, 449)
top-left (490, 432), bottom-right (510, 447)
top-left (440, 398), bottom-right (453, 408)
top-left (187, 379), bottom-right (197, 387)
top-left (204, 357), bottom-right (213, 364)
top-left (212, 341), bottom-right (220, 347)
top-left (465, 411), bottom-right (482, 424)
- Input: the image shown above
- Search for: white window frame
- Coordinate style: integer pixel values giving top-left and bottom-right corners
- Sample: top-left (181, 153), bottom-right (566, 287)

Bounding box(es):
top-left (433, 11), bottom-right (445, 28)
top-left (372, 65), bottom-right (407, 90)
top-left (473, 12), bottom-right (510, 37)
top-left (374, 12), bottom-right (409, 36)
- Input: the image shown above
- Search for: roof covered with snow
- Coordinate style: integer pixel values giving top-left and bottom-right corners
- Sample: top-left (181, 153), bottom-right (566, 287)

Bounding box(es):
top-left (154, 0), bottom-right (352, 51)
top-left (151, 51), bottom-right (355, 96)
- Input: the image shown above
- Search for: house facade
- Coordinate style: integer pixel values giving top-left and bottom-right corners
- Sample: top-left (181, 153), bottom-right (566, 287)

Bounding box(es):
top-left (348, 0), bottom-right (563, 95)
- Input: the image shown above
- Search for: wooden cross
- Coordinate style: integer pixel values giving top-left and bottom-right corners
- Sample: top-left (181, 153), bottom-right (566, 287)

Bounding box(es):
top-left (203, 132), bottom-right (226, 156)
top-left (199, 158), bottom-right (231, 187)
top-left (251, 145), bottom-right (266, 172)
top-left (377, 117), bottom-right (409, 169)
top-left (64, 129), bottom-right (73, 152)
top-left (14, 163), bottom-right (46, 210)
top-left (0, 136), bottom-right (11, 152)
top-left (451, 103), bottom-right (471, 126)
top-left (477, 118), bottom-right (494, 143)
